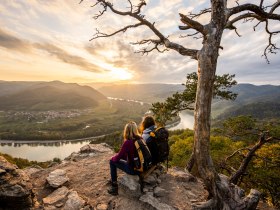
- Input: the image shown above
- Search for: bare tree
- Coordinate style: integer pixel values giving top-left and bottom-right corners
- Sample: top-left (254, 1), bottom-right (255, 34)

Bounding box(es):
top-left (80, 0), bottom-right (280, 209)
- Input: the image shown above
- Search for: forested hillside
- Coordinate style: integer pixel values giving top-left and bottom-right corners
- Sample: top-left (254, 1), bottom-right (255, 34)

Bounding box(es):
top-left (0, 81), bottom-right (106, 111)
top-left (212, 84), bottom-right (280, 119)
top-left (168, 116), bottom-right (280, 208)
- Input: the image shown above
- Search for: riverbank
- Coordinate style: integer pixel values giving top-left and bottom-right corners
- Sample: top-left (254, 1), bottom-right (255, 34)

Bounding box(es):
top-left (0, 134), bottom-right (107, 144)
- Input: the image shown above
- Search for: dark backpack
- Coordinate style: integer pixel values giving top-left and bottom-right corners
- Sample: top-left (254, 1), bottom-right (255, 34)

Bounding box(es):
top-left (134, 138), bottom-right (153, 172)
top-left (148, 127), bottom-right (169, 164)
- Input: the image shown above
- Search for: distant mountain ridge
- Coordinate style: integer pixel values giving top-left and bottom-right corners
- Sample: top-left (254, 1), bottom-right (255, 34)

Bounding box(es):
top-left (1, 81), bottom-right (279, 119)
top-left (0, 81), bottom-right (106, 111)
top-left (97, 83), bottom-right (185, 103)
top-left (95, 82), bottom-right (280, 120)
top-left (212, 83), bottom-right (280, 119)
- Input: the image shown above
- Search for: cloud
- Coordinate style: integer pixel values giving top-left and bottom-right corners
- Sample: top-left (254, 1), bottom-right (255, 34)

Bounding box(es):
top-left (34, 43), bottom-right (106, 73)
top-left (0, 0), bottom-right (279, 84)
top-left (85, 39), bottom-right (195, 83)
top-left (0, 28), bottom-right (32, 52)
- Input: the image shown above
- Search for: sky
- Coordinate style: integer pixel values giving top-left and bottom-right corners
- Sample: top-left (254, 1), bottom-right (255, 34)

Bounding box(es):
top-left (0, 0), bottom-right (279, 85)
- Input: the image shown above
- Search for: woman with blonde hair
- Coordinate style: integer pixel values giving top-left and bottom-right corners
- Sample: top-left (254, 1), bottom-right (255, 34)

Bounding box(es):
top-left (108, 121), bottom-right (140, 195)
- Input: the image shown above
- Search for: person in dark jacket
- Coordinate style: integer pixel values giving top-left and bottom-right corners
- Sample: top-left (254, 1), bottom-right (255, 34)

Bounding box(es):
top-left (108, 121), bottom-right (140, 196)
top-left (140, 115), bottom-right (156, 143)
top-left (140, 115), bottom-right (157, 164)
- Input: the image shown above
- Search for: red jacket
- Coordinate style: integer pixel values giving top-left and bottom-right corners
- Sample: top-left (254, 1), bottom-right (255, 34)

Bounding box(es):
top-left (111, 139), bottom-right (137, 168)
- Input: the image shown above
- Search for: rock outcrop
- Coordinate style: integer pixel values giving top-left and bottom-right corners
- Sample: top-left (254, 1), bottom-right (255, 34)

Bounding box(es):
top-left (46, 169), bottom-right (69, 188)
top-left (0, 156), bottom-right (35, 209)
top-left (0, 143), bottom-right (271, 210)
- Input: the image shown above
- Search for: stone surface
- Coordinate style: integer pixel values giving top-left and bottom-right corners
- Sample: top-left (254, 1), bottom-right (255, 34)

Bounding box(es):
top-left (119, 174), bottom-right (141, 197)
top-left (169, 168), bottom-right (197, 182)
top-left (0, 156), bottom-right (34, 209)
top-left (43, 186), bottom-right (69, 205)
top-left (153, 186), bottom-right (166, 197)
top-left (143, 174), bottom-right (158, 186)
top-left (80, 143), bottom-right (113, 154)
top-left (47, 169), bottom-right (69, 188)
top-left (96, 203), bottom-right (108, 210)
top-left (63, 190), bottom-right (86, 210)
top-left (140, 194), bottom-right (176, 210)
top-left (0, 168), bottom-right (6, 174)
top-left (23, 165), bottom-right (43, 176)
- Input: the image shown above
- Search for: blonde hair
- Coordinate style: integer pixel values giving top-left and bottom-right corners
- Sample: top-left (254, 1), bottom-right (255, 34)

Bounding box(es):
top-left (123, 121), bottom-right (140, 141)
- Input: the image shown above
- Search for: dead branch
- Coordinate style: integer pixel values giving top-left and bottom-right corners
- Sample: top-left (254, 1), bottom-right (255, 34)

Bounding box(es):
top-left (188, 8), bottom-right (211, 19)
top-left (83, 0), bottom-right (200, 59)
top-left (89, 23), bottom-right (144, 40)
top-left (93, 2), bottom-right (107, 19)
top-left (269, 1), bottom-right (280, 14)
top-left (260, 0), bottom-right (264, 8)
top-left (229, 132), bottom-right (278, 184)
top-left (225, 13), bottom-right (265, 30)
top-left (229, 3), bottom-right (280, 20)
top-left (225, 148), bottom-right (251, 162)
top-left (253, 21), bottom-right (262, 31)
top-left (179, 13), bottom-right (206, 36)
top-left (130, 39), bottom-right (168, 55)
top-left (263, 20), bottom-right (280, 64)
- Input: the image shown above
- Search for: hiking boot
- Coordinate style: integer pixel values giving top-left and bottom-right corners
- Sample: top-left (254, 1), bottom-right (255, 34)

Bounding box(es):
top-left (107, 182), bottom-right (118, 196)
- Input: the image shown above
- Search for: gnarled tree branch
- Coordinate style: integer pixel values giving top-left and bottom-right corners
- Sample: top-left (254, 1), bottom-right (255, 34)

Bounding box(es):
top-left (229, 3), bottom-right (280, 20)
top-left (179, 13), bottom-right (206, 36)
top-left (229, 132), bottom-right (279, 184)
top-left (84, 0), bottom-right (200, 59)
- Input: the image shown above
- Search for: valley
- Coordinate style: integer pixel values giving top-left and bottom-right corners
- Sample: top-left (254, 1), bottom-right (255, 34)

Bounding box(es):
top-left (0, 99), bottom-right (150, 140)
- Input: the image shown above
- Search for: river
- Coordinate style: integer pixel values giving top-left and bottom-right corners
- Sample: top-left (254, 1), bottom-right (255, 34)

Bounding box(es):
top-left (0, 106), bottom-right (194, 162)
top-left (169, 111), bottom-right (194, 130)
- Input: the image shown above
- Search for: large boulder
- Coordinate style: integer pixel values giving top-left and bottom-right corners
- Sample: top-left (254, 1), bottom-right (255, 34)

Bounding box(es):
top-left (119, 174), bottom-right (142, 198)
top-left (47, 169), bottom-right (69, 188)
top-left (80, 143), bottom-right (113, 154)
top-left (43, 187), bottom-right (87, 210)
top-left (140, 194), bottom-right (176, 210)
top-left (43, 186), bottom-right (69, 206)
top-left (64, 190), bottom-right (86, 210)
top-left (0, 156), bottom-right (35, 209)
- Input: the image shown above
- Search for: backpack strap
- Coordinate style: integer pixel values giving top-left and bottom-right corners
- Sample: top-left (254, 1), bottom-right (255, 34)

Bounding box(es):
top-left (134, 140), bottom-right (144, 172)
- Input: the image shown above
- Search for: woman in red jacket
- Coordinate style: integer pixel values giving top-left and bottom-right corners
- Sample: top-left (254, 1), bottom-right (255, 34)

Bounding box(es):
top-left (108, 121), bottom-right (140, 195)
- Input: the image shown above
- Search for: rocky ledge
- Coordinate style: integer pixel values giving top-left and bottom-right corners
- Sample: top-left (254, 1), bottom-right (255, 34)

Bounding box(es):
top-left (0, 156), bottom-right (36, 209)
top-left (0, 143), bottom-right (275, 210)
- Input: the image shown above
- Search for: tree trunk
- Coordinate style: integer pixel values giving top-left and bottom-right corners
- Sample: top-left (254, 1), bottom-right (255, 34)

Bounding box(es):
top-left (192, 1), bottom-right (261, 209)
top-left (194, 28), bottom-right (221, 203)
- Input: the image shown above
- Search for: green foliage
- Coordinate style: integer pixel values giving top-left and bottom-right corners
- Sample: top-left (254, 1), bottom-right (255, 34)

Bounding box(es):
top-left (169, 137), bottom-right (193, 167)
top-left (151, 72), bottom-right (237, 125)
top-left (212, 116), bottom-right (280, 207)
top-left (52, 157), bottom-right (62, 163)
top-left (252, 143), bottom-right (280, 207)
top-left (90, 131), bottom-right (123, 152)
top-left (217, 102), bottom-right (280, 120)
top-left (169, 129), bottom-right (194, 167)
top-left (210, 136), bottom-right (246, 167)
top-left (169, 116), bottom-right (279, 207)
top-left (212, 115), bottom-right (257, 142)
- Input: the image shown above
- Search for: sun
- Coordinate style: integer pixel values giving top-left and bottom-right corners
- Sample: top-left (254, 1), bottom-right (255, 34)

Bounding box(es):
top-left (110, 67), bottom-right (133, 81)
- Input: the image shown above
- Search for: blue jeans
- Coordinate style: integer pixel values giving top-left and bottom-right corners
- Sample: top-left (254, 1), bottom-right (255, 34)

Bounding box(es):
top-left (110, 159), bottom-right (139, 182)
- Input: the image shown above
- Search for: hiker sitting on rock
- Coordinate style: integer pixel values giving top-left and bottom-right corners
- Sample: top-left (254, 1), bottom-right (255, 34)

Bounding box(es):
top-left (140, 115), bottom-right (157, 164)
top-left (108, 121), bottom-right (140, 196)
top-left (140, 115), bottom-right (156, 142)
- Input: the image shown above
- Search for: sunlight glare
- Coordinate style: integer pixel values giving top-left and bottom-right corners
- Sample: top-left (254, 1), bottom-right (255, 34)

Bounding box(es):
top-left (110, 67), bottom-right (133, 81)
